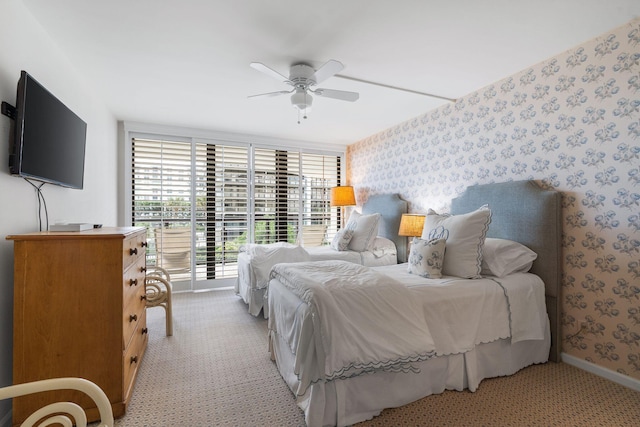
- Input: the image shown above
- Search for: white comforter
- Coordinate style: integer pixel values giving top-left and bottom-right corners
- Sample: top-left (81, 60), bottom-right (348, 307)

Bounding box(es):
top-left (269, 260), bottom-right (436, 395)
top-left (269, 262), bottom-right (548, 397)
top-left (241, 237), bottom-right (397, 284)
top-left (240, 242), bottom-right (310, 289)
top-left (305, 237), bottom-right (398, 267)
top-left (374, 264), bottom-right (547, 356)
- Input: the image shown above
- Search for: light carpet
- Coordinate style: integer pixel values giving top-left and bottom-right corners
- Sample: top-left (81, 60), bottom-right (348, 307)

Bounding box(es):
top-left (111, 289), bottom-right (639, 427)
top-left (115, 289), bottom-right (305, 426)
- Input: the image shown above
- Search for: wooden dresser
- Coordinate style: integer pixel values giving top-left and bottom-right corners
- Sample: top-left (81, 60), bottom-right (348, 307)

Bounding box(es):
top-left (6, 227), bottom-right (148, 425)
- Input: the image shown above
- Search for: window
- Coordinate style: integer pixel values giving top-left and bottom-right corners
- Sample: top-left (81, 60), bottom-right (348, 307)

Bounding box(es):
top-left (253, 148), bottom-right (300, 244)
top-left (130, 135), bottom-right (342, 291)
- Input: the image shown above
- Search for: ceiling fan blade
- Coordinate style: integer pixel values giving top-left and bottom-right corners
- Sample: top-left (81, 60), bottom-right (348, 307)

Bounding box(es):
top-left (313, 88), bottom-right (359, 102)
top-left (248, 90), bottom-right (293, 99)
top-left (250, 62), bottom-right (291, 84)
top-left (313, 60), bottom-right (344, 84)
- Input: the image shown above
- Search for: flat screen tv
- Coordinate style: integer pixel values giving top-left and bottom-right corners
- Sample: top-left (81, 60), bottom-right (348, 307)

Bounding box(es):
top-left (9, 71), bottom-right (87, 189)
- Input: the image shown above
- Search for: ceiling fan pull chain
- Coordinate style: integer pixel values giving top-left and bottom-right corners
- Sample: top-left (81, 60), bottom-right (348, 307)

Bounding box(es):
top-left (303, 92), bottom-right (309, 120)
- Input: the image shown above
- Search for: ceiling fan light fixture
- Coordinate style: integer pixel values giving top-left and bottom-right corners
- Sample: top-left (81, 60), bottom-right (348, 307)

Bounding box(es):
top-left (291, 89), bottom-right (313, 111)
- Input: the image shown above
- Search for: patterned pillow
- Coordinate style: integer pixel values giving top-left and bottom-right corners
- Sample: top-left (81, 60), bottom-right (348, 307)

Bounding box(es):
top-left (421, 205), bottom-right (491, 279)
top-left (330, 229), bottom-right (354, 251)
top-left (407, 238), bottom-right (446, 279)
top-left (345, 211), bottom-right (381, 252)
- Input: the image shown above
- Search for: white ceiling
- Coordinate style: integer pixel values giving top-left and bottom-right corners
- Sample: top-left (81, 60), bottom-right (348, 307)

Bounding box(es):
top-left (23, 0), bottom-right (640, 146)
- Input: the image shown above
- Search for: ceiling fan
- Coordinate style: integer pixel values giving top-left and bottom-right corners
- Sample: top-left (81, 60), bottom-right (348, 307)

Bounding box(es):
top-left (249, 59), bottom-right (359, 122)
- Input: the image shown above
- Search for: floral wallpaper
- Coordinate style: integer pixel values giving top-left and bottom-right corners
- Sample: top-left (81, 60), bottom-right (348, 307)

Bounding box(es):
top-left (346, 18), bottom-right (640, 381)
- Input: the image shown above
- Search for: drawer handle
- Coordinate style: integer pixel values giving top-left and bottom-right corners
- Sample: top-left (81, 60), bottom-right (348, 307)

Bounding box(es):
top-left (130, 356), bottom-right (138, 364)
top-left (141, 241), bottom-right (148, 247)
top-left (129, 314), bottom-right (138, 322)
top-left (142, 328), bottom-right (148, 335)
top-left (140, 266), bottom-right (147, 273)
top-left (140, 295), bottom-right (147, 301)
top-left (130, 248), bottom-right (138, 256)
top-left (129, 278), bottom-right (138, 287)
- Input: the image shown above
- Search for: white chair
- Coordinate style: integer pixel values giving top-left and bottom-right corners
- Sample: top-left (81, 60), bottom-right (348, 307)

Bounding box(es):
top-left (145, 266), bottom-right (173, 336)
top-left (0, 377), bottom-right (114, 427)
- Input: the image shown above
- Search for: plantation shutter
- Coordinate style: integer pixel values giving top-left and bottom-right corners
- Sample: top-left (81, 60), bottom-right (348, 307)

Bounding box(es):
top-left (130, 133), bottom-right (341, 291)
top-left (194, 143), bottom-right (249, 283)
top-left (300, 153), bottom-right (341, 246)
top-left (131, 138), bottom-right (194, 288)
top-left (253, 148), bottom-right (301, 244)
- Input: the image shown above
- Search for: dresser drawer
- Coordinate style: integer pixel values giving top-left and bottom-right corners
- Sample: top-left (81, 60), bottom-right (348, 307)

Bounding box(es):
top-left (123, 290), bottom-right (146, 350)
top-left (123, 256), bottom-right (146, 308)
top-left (123, 310), bottom-right (148, 401)
top-left (123, 232), bottom-right (147, 270)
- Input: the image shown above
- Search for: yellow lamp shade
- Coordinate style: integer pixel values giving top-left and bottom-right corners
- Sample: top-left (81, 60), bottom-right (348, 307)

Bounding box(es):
top-left (330, 186), bottom-right (356, 207)
top-left (398, 214), bottom-right (425, 237)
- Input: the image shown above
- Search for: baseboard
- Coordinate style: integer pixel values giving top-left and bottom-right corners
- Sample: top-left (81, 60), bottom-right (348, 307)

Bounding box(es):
top-left (562, 352), bottom-right (640, 392)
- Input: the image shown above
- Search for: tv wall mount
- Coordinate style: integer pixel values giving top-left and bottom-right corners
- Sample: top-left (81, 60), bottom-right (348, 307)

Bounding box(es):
top-left (1, 101), bottom-right (16, 120)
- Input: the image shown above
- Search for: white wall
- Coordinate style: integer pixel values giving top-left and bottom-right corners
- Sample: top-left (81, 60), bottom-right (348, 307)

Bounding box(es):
top-left (0, 1), bottom-right (118, 424)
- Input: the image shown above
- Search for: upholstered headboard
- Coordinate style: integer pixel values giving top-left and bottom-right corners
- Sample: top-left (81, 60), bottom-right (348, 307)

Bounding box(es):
top-left (451, 180), bottom-right (562, 362)
top-left (362, 194), bottom-right (408, 263)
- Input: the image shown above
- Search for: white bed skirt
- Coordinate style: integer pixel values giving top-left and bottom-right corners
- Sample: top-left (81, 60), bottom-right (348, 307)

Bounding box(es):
top-left (270, 320), bottom-right (550, 427)
top-left (235, 252), bottom-right (264, 317)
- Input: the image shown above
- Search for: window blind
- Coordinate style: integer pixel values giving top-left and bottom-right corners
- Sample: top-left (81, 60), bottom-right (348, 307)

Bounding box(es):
top-left (253, 148), bottom-right (301, 244)
top-left (300, 152), bottom-right (341, 245)
top-left (131, 136), bottom-right (340, 290)
top-left (194, 143), bottom-right (249, 282)
top-left (131, 137), bottom-right (194, 285)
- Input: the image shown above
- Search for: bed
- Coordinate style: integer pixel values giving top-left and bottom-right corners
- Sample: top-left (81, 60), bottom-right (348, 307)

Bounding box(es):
top-left (267, 180), bottom-right (562, 427)
top-left (235, 193), bottom-right (408, 317)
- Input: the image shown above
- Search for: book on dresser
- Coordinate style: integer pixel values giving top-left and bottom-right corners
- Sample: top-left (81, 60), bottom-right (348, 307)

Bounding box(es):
top-left (6, 226), bottom-right (148, 426)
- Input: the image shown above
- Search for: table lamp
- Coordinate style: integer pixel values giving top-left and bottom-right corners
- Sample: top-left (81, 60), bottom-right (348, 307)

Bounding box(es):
top-left (398, 214), bottom-right (426, 256)
top-left (330, 186), bottom-right (356, 227)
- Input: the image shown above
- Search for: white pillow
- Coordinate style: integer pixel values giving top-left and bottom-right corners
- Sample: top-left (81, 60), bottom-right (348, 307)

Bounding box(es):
top-left (345, 211), bottom-right (381, 252)
top-left (330, 229), bottom-right (354, 251)
top-left (481, 238), bottom-right (537, 277)
top-left (421, 205), bottom-right (491, 278)
top-left (408, 238), bottom-right (446, 279)
top-left (370, 236), bottom-right (396, 251)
